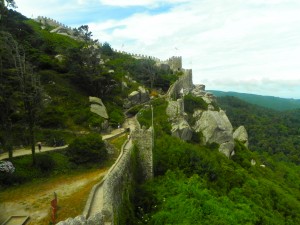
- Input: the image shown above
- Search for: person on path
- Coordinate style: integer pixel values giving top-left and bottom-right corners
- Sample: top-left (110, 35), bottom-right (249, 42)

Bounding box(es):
top-left (37, 142), bottom-right (42, 152)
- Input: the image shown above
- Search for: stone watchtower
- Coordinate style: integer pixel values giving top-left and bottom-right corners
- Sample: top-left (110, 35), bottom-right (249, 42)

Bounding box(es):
top-left (167, 56), bottom-right (182, 71)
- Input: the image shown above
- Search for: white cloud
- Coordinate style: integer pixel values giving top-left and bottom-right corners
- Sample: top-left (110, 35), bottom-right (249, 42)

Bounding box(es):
top-left (99, 0), bottom-right (189, 8)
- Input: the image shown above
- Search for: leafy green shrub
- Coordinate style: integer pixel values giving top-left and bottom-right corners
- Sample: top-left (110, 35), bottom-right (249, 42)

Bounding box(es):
top-left (184, 94), bottom-right (208, 113)
top-left (232, 140), bottom-right (253, 169)
top-left (109, 109), bottom-right (124, 127)
top-left (190, 131), bottom-right (204, 144)
top-left (35, 154), bottom-right (55, 172)
top-left (38, 106), bottom-right (66, 128)
top-left (67, 133), bottom-right (107, 164)
top-left (88, 114), bottom-right (105, 128)
top-left (38, 54), bottom-right (55, 69)
top-left (210, 101), bottom-right (220, 111)
top-left (126, 105), bottom-right (143, 117)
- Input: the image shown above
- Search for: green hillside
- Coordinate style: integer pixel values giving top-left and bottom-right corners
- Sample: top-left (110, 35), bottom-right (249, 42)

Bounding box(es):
top-left (1, 5), bottom-right (300, 225)
top-left (129, 98), bottom-right (300, 225)
top-left (0, 9), bottom-right (178, 158)
top-left (209, 90), bottom-right (300, 111)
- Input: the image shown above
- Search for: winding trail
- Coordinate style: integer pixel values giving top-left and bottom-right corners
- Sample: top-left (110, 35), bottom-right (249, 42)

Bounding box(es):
top-left (0, 118), bottom-right (138, 224)
top-left (0, 121), bottom-right (135, 224)
top-left (0, 128), bottom-right (127, 161)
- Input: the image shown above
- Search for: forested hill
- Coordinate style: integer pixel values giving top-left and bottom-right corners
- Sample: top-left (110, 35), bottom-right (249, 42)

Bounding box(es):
top-left (2, 6), bottom-right (300, 225)
top-left (0, 8), bottom-right (179, 154)
top-left (209, 90), bottom-right (300, 111)
top-left (217, 96), bottom-right (300, 164)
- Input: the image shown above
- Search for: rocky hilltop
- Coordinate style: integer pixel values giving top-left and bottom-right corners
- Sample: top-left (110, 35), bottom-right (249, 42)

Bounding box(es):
top-left (166, 68), bottom-right (248, 158)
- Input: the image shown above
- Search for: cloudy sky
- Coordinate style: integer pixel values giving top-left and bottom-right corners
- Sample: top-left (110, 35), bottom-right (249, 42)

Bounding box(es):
top-left (14, 0), bottom-right (300, 98)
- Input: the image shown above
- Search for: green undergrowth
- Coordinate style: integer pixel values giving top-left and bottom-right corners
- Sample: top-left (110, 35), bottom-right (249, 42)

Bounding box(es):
top-left (0, 144), bottom-right (112, 190)
top-left (184, 93), bottom-right (208, 113)
top-left (130, 97), bottom-right (300, 225)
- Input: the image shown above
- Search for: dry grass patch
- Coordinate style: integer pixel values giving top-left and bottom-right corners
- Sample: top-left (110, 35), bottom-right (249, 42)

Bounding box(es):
top-left (108, 133), bottom-right (128, 156)
top-left (0, 168), bottom-right (107, 225)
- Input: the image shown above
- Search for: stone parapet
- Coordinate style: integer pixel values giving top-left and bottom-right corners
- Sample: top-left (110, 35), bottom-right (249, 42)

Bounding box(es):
top-left (131, 127), bottom-right (153, 180)
top-left (56, 118), bottom-right (153, 224)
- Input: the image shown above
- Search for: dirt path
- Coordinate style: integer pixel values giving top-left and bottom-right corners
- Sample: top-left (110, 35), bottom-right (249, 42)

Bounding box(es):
top-left (0, 145), bottom-right (68, 160)
top-left (0, 169), bottom-right (107, 224)
top-left (0, 128), bottom-right (127, 161)
top-left (0, 119), bottom-right (134, 224)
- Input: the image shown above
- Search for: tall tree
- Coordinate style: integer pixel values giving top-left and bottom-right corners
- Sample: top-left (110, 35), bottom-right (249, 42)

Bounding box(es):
top-left (68, 27), bottom-right (118, 98)
top-left (0, 0), bottom-right (16, 28)
top-left (0, 30), bottom-right (18, 158)
top-left (0, 0), bottom-right (16, 8)
top-left (0, 31), bottom-right (42, 164)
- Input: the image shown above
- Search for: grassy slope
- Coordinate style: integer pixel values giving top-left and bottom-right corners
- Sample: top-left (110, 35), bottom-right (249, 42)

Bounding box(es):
top-left (0, 134), bottom-right (127, 224)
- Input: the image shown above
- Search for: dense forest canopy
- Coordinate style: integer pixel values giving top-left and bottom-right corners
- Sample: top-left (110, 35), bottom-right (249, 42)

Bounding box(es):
top-left (210, 90), bottom-right (300, 111)
top-left (128, 98), bottom-right (300, 225)
top-left (217, 96), bottom-right (300, 164)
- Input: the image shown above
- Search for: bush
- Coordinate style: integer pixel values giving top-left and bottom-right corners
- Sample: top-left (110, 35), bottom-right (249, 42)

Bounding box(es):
top-left (184, 94), bottom-right (208, 113)
top-left (190, 131), bottom-right (204, 144)
top-left (36, 154), bottom-right (55, 172)
top-left (67, 133), bottom-right (107, 164)
top-left (38, 106), bottom-right (66, 128)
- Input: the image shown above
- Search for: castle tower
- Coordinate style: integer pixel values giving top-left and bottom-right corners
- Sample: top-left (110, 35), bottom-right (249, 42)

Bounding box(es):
top-left (167, 56), bottom-right (182, 71)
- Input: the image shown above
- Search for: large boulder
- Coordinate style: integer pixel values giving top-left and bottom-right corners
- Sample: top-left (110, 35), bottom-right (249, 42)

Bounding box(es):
top-left (202, 92), bottom-right (216, 104)
top-left (127, 86), bottom-right (150, 106)
top-left (139, 86), bottom-right (150, 103)
top-left (171, 118), bottom-right (193, 141)
top-left (194, 110), bottom-right (234, 157)
top-left (89, 96), bottom-right (109, 119)
top-left (233, 125), bottom-right (249, 148)
top-left (191, 84), bottom-right (206, 97)
top-left (166, 99), bottom-right (184, 119)
top-left (128, 91), bottom-right (140, 105)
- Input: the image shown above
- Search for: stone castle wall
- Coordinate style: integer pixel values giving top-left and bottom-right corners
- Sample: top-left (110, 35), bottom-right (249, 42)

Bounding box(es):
top-left (101, 138), bottom-right (134, 223)
top-left (35, 16), bottom-right (73, 30)
top-left (131, 127), bottom-right (153, 180)
top-left (112, 48), bottom-right (183, 72)
top-left (56, 121), bottom-right (153, 225)
top-left (166, 56), bottom-right (182, 71)
top-left (35, 16), bottom-right (182, 74)
top-left (167, 69), bottom-right (194, 99)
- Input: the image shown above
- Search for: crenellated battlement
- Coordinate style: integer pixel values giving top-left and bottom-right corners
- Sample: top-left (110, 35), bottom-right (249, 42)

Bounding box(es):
top-left (165, 56), bottom-right (182, 71)
top-left (35, 16), bottom-right (184, 73)
top-left (35, 16), bottom-right (73, 31)
top-left (112, 48), bottom-right (162, 63)
top-left (112, 48), bottom-right (183, 71)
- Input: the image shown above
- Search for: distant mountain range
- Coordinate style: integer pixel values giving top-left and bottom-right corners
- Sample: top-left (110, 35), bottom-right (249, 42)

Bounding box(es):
top-left (208, 90), bottom-right (300, 111)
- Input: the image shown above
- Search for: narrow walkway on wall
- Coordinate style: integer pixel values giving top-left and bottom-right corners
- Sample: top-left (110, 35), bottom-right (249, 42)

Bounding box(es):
top-left (87, 138), bottom-right (133, 218)
top-left (88, 184), bottom-right (104, 217)
top-left (86, 116), bottom-right (137, 219)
